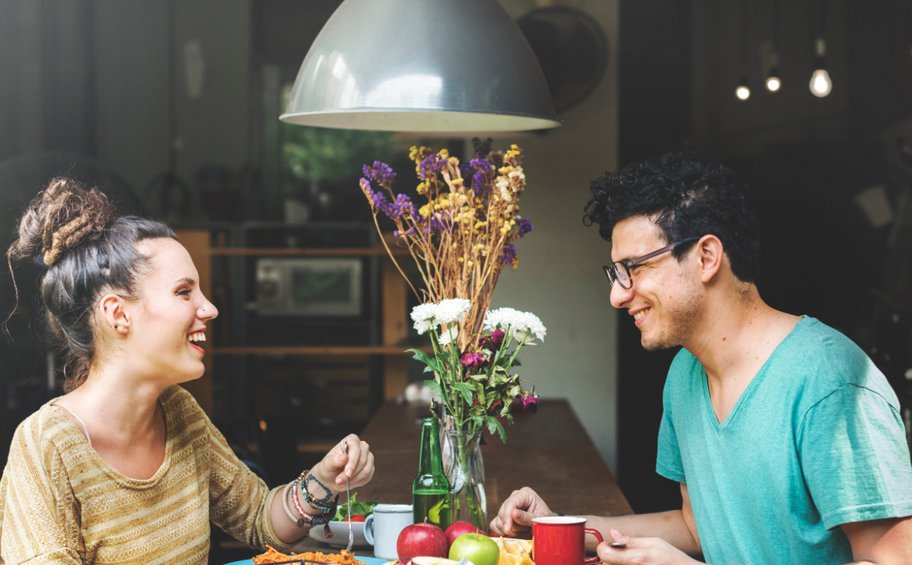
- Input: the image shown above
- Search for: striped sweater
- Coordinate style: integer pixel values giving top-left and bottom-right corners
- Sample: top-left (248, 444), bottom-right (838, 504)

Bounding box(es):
top-left (0, 386), bottom-right (291, 563)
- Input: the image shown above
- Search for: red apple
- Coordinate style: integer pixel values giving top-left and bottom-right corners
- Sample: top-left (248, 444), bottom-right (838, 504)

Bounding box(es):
top-left (397, 522), bottom-right (448, 562)
top-left (445, 521), bottom-right (484, 547)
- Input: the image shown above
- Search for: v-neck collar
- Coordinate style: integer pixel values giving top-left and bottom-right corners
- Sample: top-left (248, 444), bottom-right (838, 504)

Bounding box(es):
top-left (701, 316), bottom-right (807, 430)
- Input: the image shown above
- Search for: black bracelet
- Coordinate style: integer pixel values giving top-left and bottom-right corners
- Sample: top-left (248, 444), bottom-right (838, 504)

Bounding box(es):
top-left (295, 470), bottom-right (338, 515)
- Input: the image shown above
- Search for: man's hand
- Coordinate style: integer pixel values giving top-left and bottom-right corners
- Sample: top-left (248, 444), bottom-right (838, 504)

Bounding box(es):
top-left (598, 529), bottom-right (701, 565)
top-left (489, 487), bottom-right (553, 537)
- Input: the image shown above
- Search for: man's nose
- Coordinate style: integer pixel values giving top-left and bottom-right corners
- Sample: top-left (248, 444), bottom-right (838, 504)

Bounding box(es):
top-left (609, 281), bottom-right (634, 309)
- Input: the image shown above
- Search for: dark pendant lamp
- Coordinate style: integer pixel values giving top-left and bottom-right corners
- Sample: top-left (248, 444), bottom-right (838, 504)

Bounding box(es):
top-left (279, 0), bottom-right (561, 133)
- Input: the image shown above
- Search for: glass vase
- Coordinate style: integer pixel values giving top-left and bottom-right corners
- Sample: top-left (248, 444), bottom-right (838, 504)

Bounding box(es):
top-left (441, 427), bottom-right (487, 529)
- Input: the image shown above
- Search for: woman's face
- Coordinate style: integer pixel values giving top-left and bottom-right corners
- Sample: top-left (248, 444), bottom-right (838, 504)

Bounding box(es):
top-left (124, 238), bottom-right (218, 384)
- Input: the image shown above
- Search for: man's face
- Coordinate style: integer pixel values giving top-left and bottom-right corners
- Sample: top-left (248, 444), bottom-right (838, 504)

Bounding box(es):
top-left (608, 216), bottom-right (703, 350)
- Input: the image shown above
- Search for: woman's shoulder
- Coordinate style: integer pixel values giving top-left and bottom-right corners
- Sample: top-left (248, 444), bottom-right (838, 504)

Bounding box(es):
top-left (159, 385), bottom-right (206, 419)
top-left (8, 400), bottom-right (83, 461)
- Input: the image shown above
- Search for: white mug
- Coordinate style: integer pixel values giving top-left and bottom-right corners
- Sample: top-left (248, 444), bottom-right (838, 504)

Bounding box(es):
top-left (364, 503), bottom-right (414, 560)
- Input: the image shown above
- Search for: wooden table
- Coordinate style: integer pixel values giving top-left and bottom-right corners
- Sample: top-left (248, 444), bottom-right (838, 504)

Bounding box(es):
top-left (354, 398), bottom-right (632, 519)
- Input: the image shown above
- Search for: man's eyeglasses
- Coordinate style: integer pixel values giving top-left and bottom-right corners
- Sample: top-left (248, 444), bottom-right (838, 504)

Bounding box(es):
top-left (602, 237), bottom-right (701, 289)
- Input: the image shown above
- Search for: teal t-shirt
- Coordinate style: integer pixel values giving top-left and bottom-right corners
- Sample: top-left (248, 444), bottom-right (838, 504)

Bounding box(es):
top-left (656, 317), bottom-right (912, 564)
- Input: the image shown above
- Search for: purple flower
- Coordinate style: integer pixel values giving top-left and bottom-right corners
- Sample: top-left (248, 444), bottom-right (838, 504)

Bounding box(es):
top-left (388, 193), bottom-right (416, 219)
top-left (393, 227), bottom-right (416, 237)
top-left (499, 244), bottom-right (517, 265)
top-left (419, 153), bottom-right (447, 179)
top-left (517, 218), bottom-right (534, 237)
top-left (371, 189), bottom-right (390, 215)
top-left (362, 161), bottom-right (396, 184)
top-left (469, 158), bottom-right (493, 193)
top-left (426, 213), bottom-right (451, 233)
top-left (460, 352), bottom-right (488, 371)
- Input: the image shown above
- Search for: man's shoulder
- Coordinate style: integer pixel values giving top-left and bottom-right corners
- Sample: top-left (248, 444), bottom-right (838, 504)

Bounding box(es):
top-left (778, 317), bottom-right (896, 401)
top-left (785, 317), bottom-right (873, 376)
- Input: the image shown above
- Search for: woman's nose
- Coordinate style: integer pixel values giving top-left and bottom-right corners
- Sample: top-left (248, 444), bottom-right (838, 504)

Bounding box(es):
top-left (198, 297), bottom-right (219, 320)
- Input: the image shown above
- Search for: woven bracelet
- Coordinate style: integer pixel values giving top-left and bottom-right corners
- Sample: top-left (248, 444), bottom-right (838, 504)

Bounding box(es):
top-left (296, 471), bottom-right (338, 515)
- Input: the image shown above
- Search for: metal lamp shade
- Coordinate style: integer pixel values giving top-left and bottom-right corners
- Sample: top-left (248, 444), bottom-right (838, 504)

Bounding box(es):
top-left (280, 0), bottom-right (560, 133)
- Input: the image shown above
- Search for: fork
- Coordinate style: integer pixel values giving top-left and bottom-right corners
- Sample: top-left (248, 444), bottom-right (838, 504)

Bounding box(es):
top-left (341, 441), bottom-right (354, 553)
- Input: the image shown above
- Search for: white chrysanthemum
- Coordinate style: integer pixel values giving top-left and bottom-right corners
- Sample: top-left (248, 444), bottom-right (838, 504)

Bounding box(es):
top-left (411, 302), bottom-right (438, 335)
top-left (434, 298), bottom-right (471, 325)
top-left (438, 326), bottom-right (458, 346)
top-left (484, 307), bottom-right (547, 344)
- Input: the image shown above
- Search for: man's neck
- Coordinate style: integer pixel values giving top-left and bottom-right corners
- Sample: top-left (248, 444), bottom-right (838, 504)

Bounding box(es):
top-left (685, 285), bottom-right (797, 386)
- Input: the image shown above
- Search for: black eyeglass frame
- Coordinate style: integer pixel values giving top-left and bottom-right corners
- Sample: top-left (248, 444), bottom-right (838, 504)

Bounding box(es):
top-left (602, 236), bottom-right (702, 289)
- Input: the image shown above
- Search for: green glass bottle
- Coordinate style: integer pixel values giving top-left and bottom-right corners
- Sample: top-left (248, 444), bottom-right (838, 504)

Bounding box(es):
top-left (412, 417), bottom-right (451, 528)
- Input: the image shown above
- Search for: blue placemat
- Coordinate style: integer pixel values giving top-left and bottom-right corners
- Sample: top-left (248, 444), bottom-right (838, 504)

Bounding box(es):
top-left (226, 557), bottom-right (388, 565)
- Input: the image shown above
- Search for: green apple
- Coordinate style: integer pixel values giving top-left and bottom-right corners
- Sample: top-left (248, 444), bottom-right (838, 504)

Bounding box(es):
top-left (448, 533), bottom-right (499, 565)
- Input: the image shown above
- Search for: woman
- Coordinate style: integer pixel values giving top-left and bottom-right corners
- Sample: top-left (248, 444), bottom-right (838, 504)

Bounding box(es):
top-left (0, 178), bottom-right (375, 563)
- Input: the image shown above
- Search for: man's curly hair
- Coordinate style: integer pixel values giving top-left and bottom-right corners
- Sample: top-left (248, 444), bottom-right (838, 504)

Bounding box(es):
top-left (583, 152), bottom-right (761, 283)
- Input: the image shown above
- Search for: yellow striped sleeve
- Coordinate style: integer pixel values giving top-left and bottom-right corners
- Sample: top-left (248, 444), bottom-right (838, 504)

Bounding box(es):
top-left (0, 413), bottom-right (83, 563)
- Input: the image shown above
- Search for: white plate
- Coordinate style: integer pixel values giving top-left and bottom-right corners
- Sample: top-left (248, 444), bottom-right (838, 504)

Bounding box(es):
top-left (308, 520), bottom-right (372, 549)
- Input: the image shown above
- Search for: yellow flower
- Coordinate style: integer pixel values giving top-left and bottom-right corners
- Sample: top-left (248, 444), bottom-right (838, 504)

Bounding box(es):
top-left (417, 182), bottom-right (428, 195)
top-left (419, 203), bottom-right (431, 218)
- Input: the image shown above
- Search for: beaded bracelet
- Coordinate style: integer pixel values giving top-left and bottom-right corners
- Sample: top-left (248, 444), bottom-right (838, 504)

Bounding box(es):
top-left (290, 481), bottom-right (315, 528)
top-left (282, 482), bottom-right (310, 528)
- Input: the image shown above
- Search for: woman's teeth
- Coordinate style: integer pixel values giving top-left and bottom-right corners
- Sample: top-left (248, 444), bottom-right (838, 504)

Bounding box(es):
top-left (188, 332), bottom-right (206, 343)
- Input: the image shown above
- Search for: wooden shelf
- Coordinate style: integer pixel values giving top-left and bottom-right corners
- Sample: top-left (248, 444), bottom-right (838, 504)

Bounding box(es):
top-left (212, 345), bottom-right (425, 356)
top-left (209, 247), bottom-right (406, 257)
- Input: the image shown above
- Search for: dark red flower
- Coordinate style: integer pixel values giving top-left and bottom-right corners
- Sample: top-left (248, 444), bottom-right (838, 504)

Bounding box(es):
top-left (488, 400), bottom-right (504, 415)
top-left (460, 352), bottom-right (488, 371)
top-left (490, 329), bottom-right (505, 349)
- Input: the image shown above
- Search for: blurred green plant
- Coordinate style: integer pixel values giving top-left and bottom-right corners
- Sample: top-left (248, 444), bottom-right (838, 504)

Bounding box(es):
top-left (281, 125), bottom-right (397, 190)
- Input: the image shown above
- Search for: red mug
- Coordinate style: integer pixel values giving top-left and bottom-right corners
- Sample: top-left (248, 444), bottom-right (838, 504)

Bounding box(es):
top-left (532, 516), bottom-right (604, 565)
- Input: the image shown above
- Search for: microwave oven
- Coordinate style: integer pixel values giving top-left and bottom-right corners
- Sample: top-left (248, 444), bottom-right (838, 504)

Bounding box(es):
top-left (255, 257), bottom-right (363, 316)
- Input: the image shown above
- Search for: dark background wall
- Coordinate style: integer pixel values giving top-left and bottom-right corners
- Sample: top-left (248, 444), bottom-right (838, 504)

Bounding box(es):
top-left (617, 0), bottom-right (912, 513)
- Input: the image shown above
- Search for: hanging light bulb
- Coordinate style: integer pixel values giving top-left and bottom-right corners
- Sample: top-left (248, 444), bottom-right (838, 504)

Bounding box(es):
top-left (735, 78), bottom-right (751, 101)
top-left (809, 68), bottom-right (832, 97)
top-left (809, 39), bottom-right (832, 97)
top-left (765, 0), bottom-right (783, 93)
top-left (765, 66), bottom-right (782, 92)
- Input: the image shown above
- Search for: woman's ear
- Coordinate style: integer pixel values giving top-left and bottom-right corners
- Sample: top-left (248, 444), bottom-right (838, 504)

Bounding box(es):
top-left (696, 235), bottom-right (725, 283)
top-left (98, 294), bottom-right (130, 334)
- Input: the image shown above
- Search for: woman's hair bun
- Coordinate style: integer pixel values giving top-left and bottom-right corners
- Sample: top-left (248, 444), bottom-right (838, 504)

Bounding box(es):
top-left (9, 177), bottom-right (118, 267)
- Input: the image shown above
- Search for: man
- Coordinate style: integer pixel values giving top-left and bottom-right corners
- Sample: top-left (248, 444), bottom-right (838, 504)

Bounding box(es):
top-left (490, 152), bottom-right (912, 564)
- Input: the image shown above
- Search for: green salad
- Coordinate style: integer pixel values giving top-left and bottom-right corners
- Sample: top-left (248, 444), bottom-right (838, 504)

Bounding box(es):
top-left (333, 493), bottom-right (378, 521)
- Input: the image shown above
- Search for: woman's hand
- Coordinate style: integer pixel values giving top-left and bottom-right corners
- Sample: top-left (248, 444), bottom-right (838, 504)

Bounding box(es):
top-left (311, 434), bottom-right (375, 493)
top-left (598, 529), bottom-right (700, 565)
top-left (489, 487), bottom-right (553, 537)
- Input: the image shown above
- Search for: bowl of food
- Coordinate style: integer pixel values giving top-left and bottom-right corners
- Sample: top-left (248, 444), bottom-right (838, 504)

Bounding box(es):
top-left (309, 493), bottom-right (377, 549)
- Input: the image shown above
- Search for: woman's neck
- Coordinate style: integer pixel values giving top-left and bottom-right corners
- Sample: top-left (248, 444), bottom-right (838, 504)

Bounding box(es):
top-left (61, 364), bottom-right (166, 443)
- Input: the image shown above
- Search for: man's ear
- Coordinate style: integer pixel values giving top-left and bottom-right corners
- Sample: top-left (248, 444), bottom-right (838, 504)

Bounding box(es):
top-left (98, 294), bottom-right (130, 334)
top-left (696, 235), bottom-right (725, 283)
